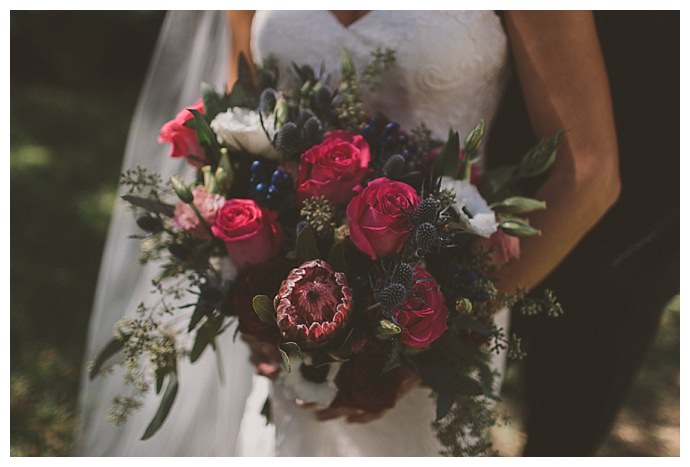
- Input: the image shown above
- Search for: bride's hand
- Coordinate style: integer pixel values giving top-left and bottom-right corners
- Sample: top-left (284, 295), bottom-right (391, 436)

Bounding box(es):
top-left (315, 368), bottom-right (421, 424)
top-left (241, 333), bottom-right (282, 380)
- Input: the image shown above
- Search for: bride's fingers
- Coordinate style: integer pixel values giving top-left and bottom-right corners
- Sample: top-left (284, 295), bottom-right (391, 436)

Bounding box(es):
top-left (315, 407), bottom-right (355, 421)
top-left (255, 362), bottom-right (280, 379)
top-left (346, 410), bottom-right (385, 424)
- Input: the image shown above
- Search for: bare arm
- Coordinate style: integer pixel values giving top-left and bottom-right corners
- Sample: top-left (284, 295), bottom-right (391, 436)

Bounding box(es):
top-left (226, 11), bottom-right (256, 90)
top-left (496, 11), bottom-right (621, 293)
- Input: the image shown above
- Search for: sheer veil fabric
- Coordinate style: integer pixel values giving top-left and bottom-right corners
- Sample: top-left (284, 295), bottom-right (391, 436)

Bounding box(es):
top-left (75, 11), bottom-right (261, 456)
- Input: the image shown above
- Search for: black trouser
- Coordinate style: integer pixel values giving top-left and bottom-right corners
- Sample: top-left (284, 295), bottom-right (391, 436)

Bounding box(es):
top-left (514, 212), bottom-right (678, 456)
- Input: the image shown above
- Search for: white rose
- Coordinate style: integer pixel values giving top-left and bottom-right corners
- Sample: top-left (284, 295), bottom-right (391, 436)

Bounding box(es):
top-left (210, 107), bottom-right (280, 159)
top-left (440, 176), bottom-right (498, 238)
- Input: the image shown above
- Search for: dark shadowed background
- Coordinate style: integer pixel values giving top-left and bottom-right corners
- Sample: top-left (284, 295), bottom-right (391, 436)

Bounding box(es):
top-left (10, 11), bottom-right (679, 456)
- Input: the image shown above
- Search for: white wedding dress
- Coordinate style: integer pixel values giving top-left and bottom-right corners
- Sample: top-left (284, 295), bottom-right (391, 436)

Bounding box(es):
top-left (76, 10), bottom-right (511, 457)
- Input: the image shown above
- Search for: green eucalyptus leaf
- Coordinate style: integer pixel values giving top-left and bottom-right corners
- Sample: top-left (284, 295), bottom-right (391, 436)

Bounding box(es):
top-left (295, 224), bottom-right (320, 262)
top-left (252, 295), bottom-right (276, 325)
top-left (141, 370), bottom-right (179, 440)
top-left (121, 195), bottom-right (175, 217)
top-left (188, 301), bottom-right (212, 332)
top-left (155, 367), bottom-right (167, 394)
top-left (190, 316), bottom-right (223, 363)
top-left (89, 335), bottom-right (129, 379)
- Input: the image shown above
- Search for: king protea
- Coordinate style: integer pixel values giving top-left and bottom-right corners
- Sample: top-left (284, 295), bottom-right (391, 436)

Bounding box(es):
top-left (274, 259), bottom-right (353, 347)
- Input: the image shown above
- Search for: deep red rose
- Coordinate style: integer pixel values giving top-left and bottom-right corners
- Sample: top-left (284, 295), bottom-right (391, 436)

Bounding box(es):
top-left (394, 266), bottom-right (449, 348)
top-left (330, 341), bottom-right (415, 413)
top-left (158, 99), bottom-right (206, 167)
top-left (232, 258), bottom-right (295, 344)
top-left (297, 130), bottom-right (371, 206)
top-left (346, 177), bottom-right (420, 260)
top-left (211, 199), bottom-right (283, 269)
top-left (274, 259), bottom-right (353, 348)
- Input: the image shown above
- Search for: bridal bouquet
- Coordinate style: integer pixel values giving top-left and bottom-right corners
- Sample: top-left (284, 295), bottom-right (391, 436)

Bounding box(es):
top-left (90, 50), bottom-right (562, 455)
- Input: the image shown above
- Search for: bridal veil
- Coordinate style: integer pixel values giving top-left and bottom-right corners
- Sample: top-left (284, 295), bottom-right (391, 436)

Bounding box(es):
top-left (75, 11), bottom-right (260, 456)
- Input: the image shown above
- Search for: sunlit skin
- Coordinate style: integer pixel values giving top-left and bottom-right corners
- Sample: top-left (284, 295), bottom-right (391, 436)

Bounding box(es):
top-left (227, 10), bottom-right (620, 423)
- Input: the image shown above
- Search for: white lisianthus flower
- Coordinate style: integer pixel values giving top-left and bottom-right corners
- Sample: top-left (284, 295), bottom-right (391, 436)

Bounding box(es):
top-left (440, 176), bottom-right (498, 238)
top-left (277, 355), bottom-right (341, 408)
top-left (210, 107), bottom-right (280, 159)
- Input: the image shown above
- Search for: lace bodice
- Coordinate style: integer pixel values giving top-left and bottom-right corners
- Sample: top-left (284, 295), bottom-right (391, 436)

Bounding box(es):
top-left (251, 10), bottom-right (509, 148)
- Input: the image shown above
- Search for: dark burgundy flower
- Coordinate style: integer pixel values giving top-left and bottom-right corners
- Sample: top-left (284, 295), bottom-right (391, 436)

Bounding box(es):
top-left (274, 259), bottom-right (353, 347)
top-left (330, 341), bottom-right (415, 413)
top-left (232, 258), bottom-right (295, 344)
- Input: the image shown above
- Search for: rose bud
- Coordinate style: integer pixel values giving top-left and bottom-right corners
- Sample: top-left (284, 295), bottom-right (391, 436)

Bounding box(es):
top-left (297, 130), bottom-right (371, 207)
top-left (158, 99), bottom-right (206, 167)
top-left (211, 198), bottom-right (283, 269)
top-left (346, 177), bottom-right (420, 260)
top-left (274, 259), bottom-right (353, 348)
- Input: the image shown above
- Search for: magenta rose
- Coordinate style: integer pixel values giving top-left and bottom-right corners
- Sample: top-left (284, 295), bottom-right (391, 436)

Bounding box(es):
top-left (476, 230), bottom-right (521, 267)
top-left (171, 186), bottom-right (224, 238)
top-left (274, 259), bottom-right (353, 348)
top-left (158, 99), bottom-right (206, 167)
top-left (346, 177), bottom-right (420, 260)
top-left (211, 199), bottom-right (283, 268)
top-left (297, 130), bottom-right (371, 206)
top-left (394, 266), bottom-right (449, 348)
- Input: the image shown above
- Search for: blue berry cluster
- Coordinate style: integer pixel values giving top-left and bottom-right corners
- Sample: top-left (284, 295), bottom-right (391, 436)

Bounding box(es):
top-left (249, 160), bottom-right (293, 210)
top-left (442, 261), bottom-right (490, 305)
top-left (360, 117), bottom-right (418, 165)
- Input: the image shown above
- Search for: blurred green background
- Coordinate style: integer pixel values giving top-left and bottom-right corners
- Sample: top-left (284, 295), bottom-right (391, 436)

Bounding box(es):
top-left (10, 11), bottom-right (679, 456)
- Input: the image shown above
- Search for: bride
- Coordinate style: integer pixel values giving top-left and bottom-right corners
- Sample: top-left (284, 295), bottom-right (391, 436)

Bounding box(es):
top-left (75, 10), bottom-right (619, 456)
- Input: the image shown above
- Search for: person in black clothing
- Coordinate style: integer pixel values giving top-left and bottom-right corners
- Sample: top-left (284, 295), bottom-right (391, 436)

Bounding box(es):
top-left (490, 11), bottom-right (679, 456)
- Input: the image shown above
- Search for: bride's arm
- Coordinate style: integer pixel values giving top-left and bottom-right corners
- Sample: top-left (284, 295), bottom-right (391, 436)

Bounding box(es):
top-left (226, 11), bottom-right (256, 89)
top-left (497, 11), bottom-right (621, 293)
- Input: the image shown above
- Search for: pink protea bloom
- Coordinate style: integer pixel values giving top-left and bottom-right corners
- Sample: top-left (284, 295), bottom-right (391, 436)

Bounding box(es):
top-left (274, 259), bottom-right (353, 348)
top-left (171, 186), bottom-right (224, 238)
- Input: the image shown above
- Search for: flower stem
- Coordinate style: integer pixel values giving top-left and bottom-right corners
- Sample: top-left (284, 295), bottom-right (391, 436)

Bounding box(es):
top-left (189, 202), bottom-right (215, 238)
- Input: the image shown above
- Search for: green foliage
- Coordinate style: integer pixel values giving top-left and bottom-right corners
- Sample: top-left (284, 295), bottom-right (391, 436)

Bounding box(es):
top-left (252, 295), bottom-right (276, 324)
top-left (88, 335), bottom-right (128, 380)
top-left (227, 52), bottom-right (259, 108)
top-left (433, 129), bottom-right (461, 180)
top-left (141, 370), bottom-right (178, 440)
top-left (295, 224), bottom-right (320, 262)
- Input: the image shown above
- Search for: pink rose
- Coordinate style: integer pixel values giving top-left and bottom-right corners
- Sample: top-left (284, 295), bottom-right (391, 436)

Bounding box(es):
top-left (171, 186), bottom-right (224, 238)
top-left (346, 177), bottom-right (420, 260)
top-left (297, 130), bottom-right (371, 206)
top-left (211, 199), bottom-right (283, 268)
top-left (158, 99), bottom-right (206, 167)
top-left (394, 266), bottom-right (448, 348)
top-left (476, 230), bottom-right (521, 267)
